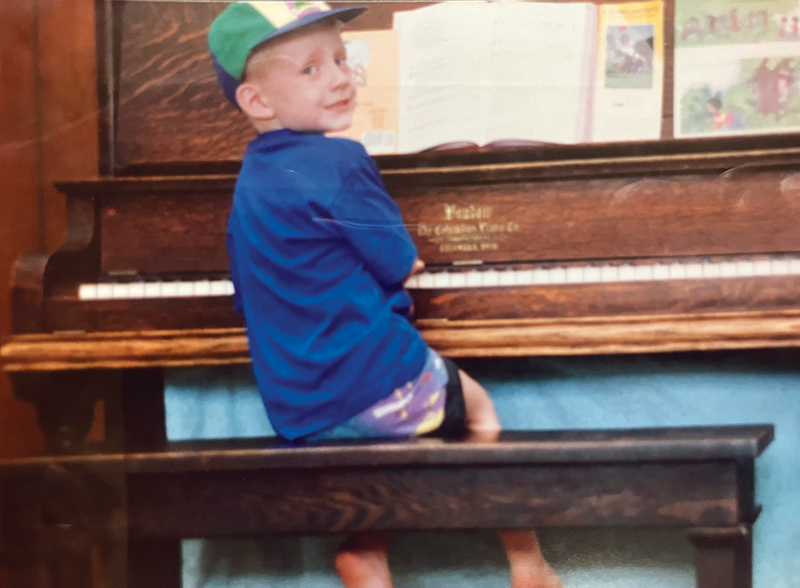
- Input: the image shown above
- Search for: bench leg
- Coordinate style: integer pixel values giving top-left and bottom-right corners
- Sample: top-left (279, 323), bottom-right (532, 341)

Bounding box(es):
top-left (689, 526), bottom-right (752, 588)
top-left (128, 538), bottom-right (182, 588)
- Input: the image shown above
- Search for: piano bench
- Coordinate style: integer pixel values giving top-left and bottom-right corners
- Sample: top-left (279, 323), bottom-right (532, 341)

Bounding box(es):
top-left (0, 425), bottom-right (772, 588)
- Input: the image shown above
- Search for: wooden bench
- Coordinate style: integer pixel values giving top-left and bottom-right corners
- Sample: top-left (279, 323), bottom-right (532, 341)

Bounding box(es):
top-left (0, 424), bottom-right (772, 588)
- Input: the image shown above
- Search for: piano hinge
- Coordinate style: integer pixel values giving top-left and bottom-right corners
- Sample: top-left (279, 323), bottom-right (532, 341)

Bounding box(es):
top-left (452, 260), bottom-right (483, 266)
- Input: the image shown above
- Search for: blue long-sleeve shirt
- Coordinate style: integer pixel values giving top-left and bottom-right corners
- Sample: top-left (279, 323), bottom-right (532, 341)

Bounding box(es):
top-left (227, 129), bottom-right (428, 440)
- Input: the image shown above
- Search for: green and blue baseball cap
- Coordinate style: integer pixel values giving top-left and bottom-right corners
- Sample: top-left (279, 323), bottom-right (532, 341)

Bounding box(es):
top-left (208, 1), bottom-right (367, 105)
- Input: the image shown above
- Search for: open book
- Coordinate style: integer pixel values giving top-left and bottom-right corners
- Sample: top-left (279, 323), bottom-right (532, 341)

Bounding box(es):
top-left (333, 1), bottom-right (664, 154)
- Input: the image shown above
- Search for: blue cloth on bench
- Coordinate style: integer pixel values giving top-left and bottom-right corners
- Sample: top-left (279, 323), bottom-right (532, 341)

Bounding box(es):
top-left (165, 351), bottom-right (799, 588)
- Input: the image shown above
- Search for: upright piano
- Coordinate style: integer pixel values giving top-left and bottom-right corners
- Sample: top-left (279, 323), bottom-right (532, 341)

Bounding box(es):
top-left (3, 0), bottom-right (800, 451)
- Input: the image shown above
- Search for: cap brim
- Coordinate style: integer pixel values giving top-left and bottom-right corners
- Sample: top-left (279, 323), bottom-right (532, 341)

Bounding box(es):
top-left (267, 6), bottom-right (368, 41)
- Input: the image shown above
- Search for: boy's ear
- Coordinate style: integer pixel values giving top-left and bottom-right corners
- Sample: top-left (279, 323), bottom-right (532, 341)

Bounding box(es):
top-left (236, 82), bottom-right (275, 121)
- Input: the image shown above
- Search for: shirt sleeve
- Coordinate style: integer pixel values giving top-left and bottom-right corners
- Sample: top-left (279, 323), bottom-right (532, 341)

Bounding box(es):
top-left (329, 156), bottom-right (417, 288)
top-left (226, 230), bottom-right (244, 316)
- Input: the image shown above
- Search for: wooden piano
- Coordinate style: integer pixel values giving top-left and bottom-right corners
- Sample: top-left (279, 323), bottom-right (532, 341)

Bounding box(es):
top-left (0, 1), bottom-right (787, 587)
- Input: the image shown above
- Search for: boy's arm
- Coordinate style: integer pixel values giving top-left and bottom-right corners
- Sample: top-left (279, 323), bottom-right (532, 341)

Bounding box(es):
top-left (331, 159), bottom-right (418, 288)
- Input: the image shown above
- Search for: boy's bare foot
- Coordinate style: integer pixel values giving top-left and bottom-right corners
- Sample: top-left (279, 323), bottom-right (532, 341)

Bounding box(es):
top-left (501, 530), bottom-right (563, 588)
top-left (511, 562), bottom-right (563, 588)
top-left (334, 531), bottom-right (394, 588)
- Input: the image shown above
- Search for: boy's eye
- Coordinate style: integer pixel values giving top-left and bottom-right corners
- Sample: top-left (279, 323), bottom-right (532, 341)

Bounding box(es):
top-left (336, 57), bottom-right (348, 67)
top-left (302, 65), bottom-right (317, 75)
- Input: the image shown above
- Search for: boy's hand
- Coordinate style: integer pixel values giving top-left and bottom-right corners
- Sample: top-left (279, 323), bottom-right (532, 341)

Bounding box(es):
top-left (407, 258), bottom-right (425, 279)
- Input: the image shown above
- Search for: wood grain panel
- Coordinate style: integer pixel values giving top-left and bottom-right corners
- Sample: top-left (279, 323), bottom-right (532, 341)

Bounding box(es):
top-left (127, 462), bottom-right (739, 537)
top-left (6, 309), bottom-right (800, 370)
top-left (0, 0), bottom-right (98, 458)
top-left (0, 0), bottom-right (45, 458)
top-left (113, 1), bottom-right (420, 169)
top-left (37, 0), bottom-right (98, 252)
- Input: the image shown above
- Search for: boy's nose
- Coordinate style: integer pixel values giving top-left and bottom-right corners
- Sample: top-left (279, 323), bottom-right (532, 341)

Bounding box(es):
top-left (329, 62), bottom-right (352, 89)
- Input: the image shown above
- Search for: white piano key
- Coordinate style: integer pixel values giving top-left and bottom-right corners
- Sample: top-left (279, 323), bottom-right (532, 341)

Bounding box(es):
top-left (652, 263), bottom-right (670, 280)
top-left (431, 272), bottom-right (450, 289)
top-left (194, 280), bottom-right (212, 296)
top-left (532, 268), bottom-right (551, 284)
top-left (565, 266), bottom-right (584, 283)
top-left (96, 284), bottom-right (113, 300)
top-left (450, 271), bottom-right (467, 288)
top-left (719, 261), bottom-right (738, 277)
top-left (752, 260), bottom-right (772, 276)
top-left (177, 282), bottom-right (196, 297)
top-left (128, 282), bottom-right (145, 299)
top-left (789, 259), bottom-right (800, 275)
top-left (112, 283), bottom-right (131, 299)
top-left (617, 264), bottom-right (636, 281)
top-left (144, 282), bottom-right (162, 298)
top-left (770, 259), bottom-right (791, 276)
top-left (584, 266), bottom-right (601, 283)
top-left (668, 263), bottom-right (687, 280)
top-left (418, 272), bottom-right (434, 288)
top-left (633, 265), bottom-right (653, 281)
top-left (499, 269), bottom-right (516, 286)
top-left (465, 270), bottom-right (483, 288)
top-left (161, 282), bottom-right (180, 297)
top-left (404, 275), bottom-right (419, 289)
top-left (210, 280), bottom-right (230, 296)
top-left (224, 281), bottom-right (235, 295)
top-left (78, 284), bottom-right (98, 300)
top-left (735, 260), bottom-right (755, 277)
top-left (702, 262), bottom-right (721, 278)
top-left (514, 269), bottom-right (535, 285)
top-left (550, 266), bottom-right (567, 284)
top-left (684, 263), bottom-right (703, 279)
top-left (482, 269), bottom-right (499, 287)
top-left (599, 265), bottom-right (618, 282)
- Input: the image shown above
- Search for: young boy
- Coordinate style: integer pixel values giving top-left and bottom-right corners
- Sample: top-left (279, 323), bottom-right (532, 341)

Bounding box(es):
top-left (208, 3), bottom-right (562, 587)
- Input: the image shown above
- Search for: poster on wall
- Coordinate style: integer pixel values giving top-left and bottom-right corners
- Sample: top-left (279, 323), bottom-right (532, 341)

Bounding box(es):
top-left (675, 0), bottom-right (800, 137)
top-left (593, 0), bottom-right (664, 142)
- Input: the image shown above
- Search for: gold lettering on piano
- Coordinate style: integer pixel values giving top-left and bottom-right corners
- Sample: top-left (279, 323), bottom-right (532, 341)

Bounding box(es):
top-left (415, 209), bottom-right (518, 253)
top-left (443, 204), bottom-right (493, 221)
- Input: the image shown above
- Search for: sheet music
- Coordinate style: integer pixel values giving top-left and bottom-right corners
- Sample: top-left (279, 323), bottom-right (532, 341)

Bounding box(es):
top-left (484, 2), bottom-right (598, 144)
top-left (394, 3), bottom-right (490, 153)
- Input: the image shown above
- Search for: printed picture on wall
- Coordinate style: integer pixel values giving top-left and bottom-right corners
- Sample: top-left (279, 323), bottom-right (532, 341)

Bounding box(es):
top-left (675, 0), bottom-right (800, 137)
top-left (604, 24), bottom-right (655, 88)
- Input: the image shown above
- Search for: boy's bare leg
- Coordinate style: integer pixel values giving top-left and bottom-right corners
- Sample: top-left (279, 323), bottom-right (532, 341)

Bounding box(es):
top-left (459, 370), bottom-right (564, 588)
top-left (335, 531), bottom-right (393, 588)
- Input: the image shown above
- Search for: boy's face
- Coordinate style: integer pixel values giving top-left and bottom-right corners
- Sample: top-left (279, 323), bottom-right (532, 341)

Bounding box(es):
top-left (245, 24), bottom-right (356, 133)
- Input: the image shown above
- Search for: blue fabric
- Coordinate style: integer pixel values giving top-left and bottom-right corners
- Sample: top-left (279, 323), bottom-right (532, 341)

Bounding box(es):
top-left (165, 350), bottom-right (799, 588)
top-left (228, 129), bottom-right (427, 439)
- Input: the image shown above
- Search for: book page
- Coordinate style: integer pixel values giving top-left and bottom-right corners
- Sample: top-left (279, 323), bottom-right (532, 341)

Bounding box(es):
top-left (484, 2), bottom-right (598, 145)
top-left (592, 1), bottom-right (664, 142)
top-left (674, 0), bottom-right (800, 138)
top-left (393, 2), bottom-right (490, 153)
top-left (328, 30), bottom-right (400, 154)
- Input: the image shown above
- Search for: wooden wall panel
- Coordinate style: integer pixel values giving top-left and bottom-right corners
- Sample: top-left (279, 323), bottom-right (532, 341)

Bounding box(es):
top-left (0, 0), bottom-right (44, 459)
top-left (38, 0), bottom-right (99, 251)
top-left (0, 0), bottom-right (98, 459)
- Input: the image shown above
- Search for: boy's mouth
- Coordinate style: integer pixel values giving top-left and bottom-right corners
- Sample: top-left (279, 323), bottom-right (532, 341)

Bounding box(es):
top-left (326, 96), bottom-right (354, 112)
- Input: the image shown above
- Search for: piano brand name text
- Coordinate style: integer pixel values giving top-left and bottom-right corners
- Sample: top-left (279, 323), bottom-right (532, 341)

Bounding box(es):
top-left (443, 204), bottom-right (493, 221)
top-left (415, 204), bottom-right (519, 253)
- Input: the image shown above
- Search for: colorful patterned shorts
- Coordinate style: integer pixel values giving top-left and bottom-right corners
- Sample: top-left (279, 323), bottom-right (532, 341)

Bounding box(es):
top-left (309, 348), bottom-right (466, 440)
